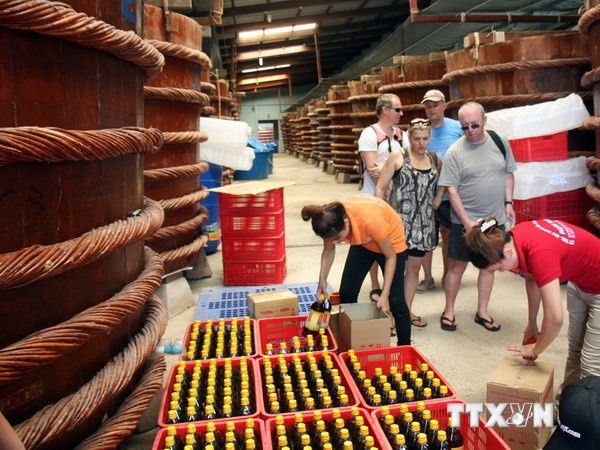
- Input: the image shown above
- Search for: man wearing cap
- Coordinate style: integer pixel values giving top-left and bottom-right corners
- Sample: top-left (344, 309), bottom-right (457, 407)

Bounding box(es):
top-left (437, 101), bottom-right (517, 332)
top-left (416, 89), bottom-right (463, 294)
top-left (544, 375), bottom-right (600, 449)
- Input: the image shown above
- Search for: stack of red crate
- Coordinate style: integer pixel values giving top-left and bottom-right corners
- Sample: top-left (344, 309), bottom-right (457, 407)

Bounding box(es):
top-left (511, 132), bottom-right (594, 231)
top-left (219, 188), bottom-right (286, 285)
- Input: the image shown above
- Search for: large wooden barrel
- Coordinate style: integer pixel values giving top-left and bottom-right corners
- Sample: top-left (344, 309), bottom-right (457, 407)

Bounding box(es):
top-left (143, 4), bottom-right (211, 274)
top-left (443, 31), bottom-right (590, 114)
top-left (315, 100), bottom-right (333, 169)
top-left (326, 84), bottom-right (358, 173)
top-left (379, 53), bottom-right (448, 126)
top-left (0, 1), bottom-right (166, 448)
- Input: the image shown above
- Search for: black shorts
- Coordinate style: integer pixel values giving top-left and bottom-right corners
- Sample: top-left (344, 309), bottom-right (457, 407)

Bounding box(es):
top-left (408, 248), bottom-right (427, 258)
top-left (436, 200), bottom-right (451, 229)
top-left (449, 222), bottom-right (505, 262)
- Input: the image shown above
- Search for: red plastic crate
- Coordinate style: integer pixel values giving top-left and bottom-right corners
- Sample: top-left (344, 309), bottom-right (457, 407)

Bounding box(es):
top-left (515, 212), bottom-right (595, 232)
top-left (256, 315), bottom-right (338, 356)
top-left (371, 399), bottom-right (510, 450)
top-left (220, 208), bottom-right (285, 238)
top-left (509, 132), bottom-right (567, 162)
top-left (181, 318), bottom-right (258, 361)
top-left (338, 346), bottom-right (456, 412)
top-left (223, 255), bottom-right (287, 286)
top-left (153, 417), bottom-right (268, 450)
top-left (157, 358), bottom-right (262, 427)
top-left (264, 407), bottom-right (385, 450)
top-left (258, 352), bottom-right (359, 418)
top-left (221, 231), bottom-right (286, 260)
top-left (219, 188), bottom-right (284, 214)
top-left (514, 188), bottom-right (594, 218)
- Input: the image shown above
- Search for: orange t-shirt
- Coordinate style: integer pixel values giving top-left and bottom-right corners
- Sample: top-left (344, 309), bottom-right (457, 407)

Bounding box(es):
top-left (341, 195), bottom-right (407, 254)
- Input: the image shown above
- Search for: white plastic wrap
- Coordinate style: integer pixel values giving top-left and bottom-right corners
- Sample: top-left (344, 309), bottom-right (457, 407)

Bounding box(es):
top-left (514, 156), bottom-right (593, 200)
top-left (486, 94), bottom-right (590, 140)
top-left (197, 118), bottom-right (253, 170)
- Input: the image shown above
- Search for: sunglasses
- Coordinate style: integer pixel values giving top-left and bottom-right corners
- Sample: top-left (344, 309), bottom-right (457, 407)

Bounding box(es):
top-left (387, 106), bottom-right (403, 113)
top-left (460, 122), bottom-right (481, 131)
top-left (410, 119), bottom-right (430, 126)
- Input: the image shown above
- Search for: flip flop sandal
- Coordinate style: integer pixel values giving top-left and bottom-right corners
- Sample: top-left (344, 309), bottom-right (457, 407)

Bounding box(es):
top-left (369, 289), bottom-right (382, 302)
top-left (411, 315), bottom-right (428, 328)
top-left (474, 313), bottom-right (501, 332)
top-left (440, 315), bottom-right (457, 331)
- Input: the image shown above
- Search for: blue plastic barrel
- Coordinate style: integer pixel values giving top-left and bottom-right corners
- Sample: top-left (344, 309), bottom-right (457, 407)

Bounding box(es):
top-left (200, 163), bottom-right (222, 254)
top-left (234, 148), bottom-right (270, 180)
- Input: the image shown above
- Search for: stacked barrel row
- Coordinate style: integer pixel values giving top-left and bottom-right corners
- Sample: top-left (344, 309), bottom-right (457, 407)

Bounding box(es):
top-left (0, 1), bottom-right (167, 448)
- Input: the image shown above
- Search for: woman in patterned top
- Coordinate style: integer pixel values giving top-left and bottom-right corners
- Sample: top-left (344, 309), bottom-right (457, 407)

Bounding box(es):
top-left (376, 118), bottom-right (443, 328)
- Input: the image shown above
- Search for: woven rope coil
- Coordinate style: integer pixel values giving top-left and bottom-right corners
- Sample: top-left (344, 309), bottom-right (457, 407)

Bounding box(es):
top-left (581, 66), bottom-right (600, 88)
top-left (442, 58), bottom-right (590, 83)
top-left (158, 188), bottom-right (209, 211)
top-left (147, 39), bottom-right (211, 69)
top-left (75, 353), bottom-right (166, 449)
top-left (146, 208), bottom-right (208, 243)
top-left (144, 86), bottom-right (210, 105)
top-left (586, 155), bottom-right (600, 171)
top-left (0, 126), bottom-right (163, 166)
top-left (350, 112), bottom-right (377, 118)
top-left (201, 82), bottom-right (217, 93)
top-left (202, 106), bottom-right (217, 115)
top-left (15, 295), bottom-right (167, 447)
top-left (445, 92), bottom-right (591, 110)
top-left (581, 117), bottom-right (600, 130)
top-left (325, 100), bottom-right (351, 105)
top-left (144, 162), bottom-right (209, 182)
top-left (160, 234), bottom-right (208, 264)
top-left (348, 94), bottom-right (380, 101)
top-left (0, 0), bottom-right (164, 80)
top-left (586, 182), bottom-right (600, 203)
top-left (587, 206), bottom-right (600, 232)
top-left (0, 198), bottom-right (164, 289)
top-left (379, 78), bottom-right (445, 93)
top-left (162, 131), bottom-right (208, 145)
top-left (0, 247), bottom-right (163, 383)
top-left (578, 4), bottom-right (600, 35)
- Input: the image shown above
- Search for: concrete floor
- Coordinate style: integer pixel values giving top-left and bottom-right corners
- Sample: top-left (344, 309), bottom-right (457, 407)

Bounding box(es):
top-left (122, 152), bottom-right (569, 448)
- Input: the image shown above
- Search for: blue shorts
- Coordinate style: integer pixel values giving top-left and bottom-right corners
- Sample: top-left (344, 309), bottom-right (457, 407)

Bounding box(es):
top-left (449, 222), bottom-right (505, 262)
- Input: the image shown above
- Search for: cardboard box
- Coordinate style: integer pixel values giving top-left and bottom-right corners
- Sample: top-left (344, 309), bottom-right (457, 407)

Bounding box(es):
top-left (337, 303), bottom-right (390, 352)
top-left (247, 289), bottom-right (298, 319)
top-left (487, 357), bottom-right (554, 450)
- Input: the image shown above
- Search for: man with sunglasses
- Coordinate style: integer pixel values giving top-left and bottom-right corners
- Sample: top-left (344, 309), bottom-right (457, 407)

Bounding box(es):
top-left (358, 93), bottom-right (408, 306)
top-left (437, 102), bottom-right (517, 332)
top-left (416, 90), bottom-right (463, 294)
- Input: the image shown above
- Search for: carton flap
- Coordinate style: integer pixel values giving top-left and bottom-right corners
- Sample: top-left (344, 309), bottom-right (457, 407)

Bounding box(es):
top-left (209, 180), bottom-right (296, 195)
top-left (488, 357), bottom-right (554, 392)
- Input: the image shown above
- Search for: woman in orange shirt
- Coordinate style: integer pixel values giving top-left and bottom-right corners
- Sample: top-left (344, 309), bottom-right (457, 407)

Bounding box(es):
top-left (302, 195), bottom-right (410, 345)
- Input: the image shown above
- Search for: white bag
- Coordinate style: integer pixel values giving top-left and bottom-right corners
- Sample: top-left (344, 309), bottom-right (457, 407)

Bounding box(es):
top-left (514, 156), bottom-right (593, 200)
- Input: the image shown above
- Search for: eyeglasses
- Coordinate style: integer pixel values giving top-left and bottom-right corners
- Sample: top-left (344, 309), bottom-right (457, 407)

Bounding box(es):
top-left (387, 106), bottom-right (403, 113)
top-left (460, 122), bottom-right (481, 131)
top-left (410, 119), bottom-right (430, 126)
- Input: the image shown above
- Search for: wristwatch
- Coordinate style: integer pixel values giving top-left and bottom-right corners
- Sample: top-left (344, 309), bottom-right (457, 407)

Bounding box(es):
top-left (504, 201), bottom-right (513, 205)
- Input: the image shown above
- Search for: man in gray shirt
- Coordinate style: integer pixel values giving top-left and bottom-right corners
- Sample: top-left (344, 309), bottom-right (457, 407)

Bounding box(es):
top-left (438, 102), bottom-right (517, 332)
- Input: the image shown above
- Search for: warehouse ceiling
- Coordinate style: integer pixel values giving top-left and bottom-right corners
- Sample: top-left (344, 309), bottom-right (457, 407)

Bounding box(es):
top-left (178, 0), bottom-right (583, 103)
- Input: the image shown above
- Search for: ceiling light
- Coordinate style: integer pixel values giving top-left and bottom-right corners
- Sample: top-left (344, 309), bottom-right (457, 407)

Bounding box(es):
top-left (238, 74), bottom-right (289, 86)
top-left (259, 57), bottom-right (263, 66)
top-left (266, 12), bottom-right (272, 23)
top-left (241, 64), bottom-right (291, 74)
top-left (235, 45), bottom-right (311, 61)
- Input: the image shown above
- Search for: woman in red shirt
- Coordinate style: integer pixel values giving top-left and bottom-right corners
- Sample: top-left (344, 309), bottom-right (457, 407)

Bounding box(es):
top-left (465, 217), bottom-right (600, 398)
top-left (302, 195), bottom-right (410, 345)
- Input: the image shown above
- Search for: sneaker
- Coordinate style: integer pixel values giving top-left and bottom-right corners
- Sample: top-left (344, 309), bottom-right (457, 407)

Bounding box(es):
top-left (416, 278), bottom-right (436, 294)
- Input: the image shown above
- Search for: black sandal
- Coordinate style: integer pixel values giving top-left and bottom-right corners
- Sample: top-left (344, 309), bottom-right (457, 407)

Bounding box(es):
top-left (440, 315), bottom-right (457, 331)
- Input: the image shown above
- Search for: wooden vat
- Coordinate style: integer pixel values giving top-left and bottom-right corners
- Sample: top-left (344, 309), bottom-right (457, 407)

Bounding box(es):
top-left (0, 1), bottom-right (166, 448)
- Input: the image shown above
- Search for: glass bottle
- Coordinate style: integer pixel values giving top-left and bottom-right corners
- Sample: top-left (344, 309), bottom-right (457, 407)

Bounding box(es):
top-left (393, 433), bottom-right (409, 450)
top-left (163, 436), bottom-right (178, 450)
top-left (445, 417), bottom-right (464, 449)
top-left (427, 419), bottom-right (439, 447)
top-left (416, 432), bottom-right (429, 450)
top-left (407, 422), bottom-right (421, 450)
top-left (166, 425), bottom-right (184, 450)
top-left (432, 430), bottom-right (450, 450)
top-left (303, 293), bottom-right (332, 336)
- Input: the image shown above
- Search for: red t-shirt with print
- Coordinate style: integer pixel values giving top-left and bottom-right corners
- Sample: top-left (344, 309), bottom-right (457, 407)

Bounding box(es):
top-left (511, 219), bottom-right (600, 294)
